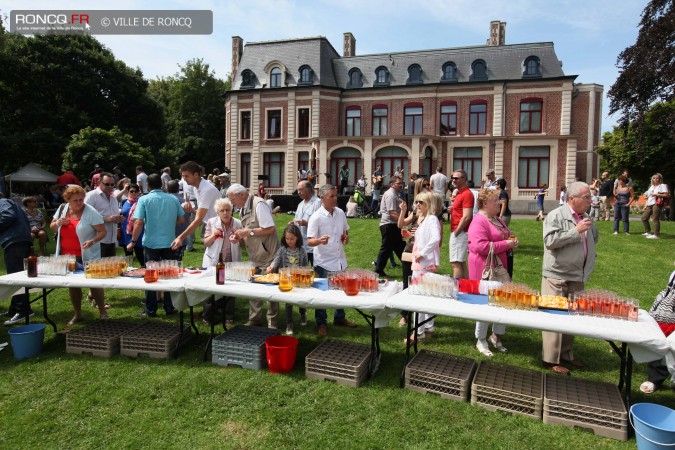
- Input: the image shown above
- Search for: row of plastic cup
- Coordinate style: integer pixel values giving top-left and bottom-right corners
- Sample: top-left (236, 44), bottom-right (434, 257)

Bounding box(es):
top-left (84, 256), bottom-right (132, 279)
top-left (408, 274), bottom-right (458, 299)
top-left (223, 262), bottom-right (257, 282)
top-left (488, 282), bottom-right (539, 310)
top-left (570, 289), bottom-right (639, 321)
top-left (327, 269), bottom-right (379, 295)
top-left (35, 255), bottom-right (76, 276)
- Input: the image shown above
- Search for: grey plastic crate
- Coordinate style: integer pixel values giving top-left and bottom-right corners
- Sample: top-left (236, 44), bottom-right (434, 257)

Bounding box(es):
top-left (120, 322), bottom-right (191, 359)
top-left (212, 325), bottom-right (279, 370)
top-left (543, 375), bottom-right (628, 441)
top-left (404, 350), bottom-right (476, 402)
top-left (66, 320), bottom-right (140, 357)
top-left (305, 339), bottom-right (371, 388)
top-left (471, 361), bottom-right (543, 420)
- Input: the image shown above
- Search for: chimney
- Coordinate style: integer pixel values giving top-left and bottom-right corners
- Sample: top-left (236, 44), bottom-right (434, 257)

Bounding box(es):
top-left (231, 36), bottom-right (243, 79)
top-left (487, 21), bottom-right (499, 46)
top-left (499, 21), bottom-right (506, 46)
top-left (343, 32), bottom-right (356, 57)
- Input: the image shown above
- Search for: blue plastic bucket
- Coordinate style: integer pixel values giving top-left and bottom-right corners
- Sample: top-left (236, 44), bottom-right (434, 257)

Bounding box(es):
top-left (8, 323), bottom-right (46, 359)
top-left (630, 403), bottom-right (675, 450)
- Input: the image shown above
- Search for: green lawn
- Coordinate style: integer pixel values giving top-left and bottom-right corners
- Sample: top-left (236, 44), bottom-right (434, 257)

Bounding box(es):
top-left (0, 214), bottom-right (673, 449)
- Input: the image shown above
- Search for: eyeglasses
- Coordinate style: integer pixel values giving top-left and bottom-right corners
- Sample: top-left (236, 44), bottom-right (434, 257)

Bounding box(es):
top-left (414, 201), bottom-right (426, 205)
top-left (102, 182), bottom-right (115, 187)
top-left (451, 177), bottom-right (463, 181)
top-left (422, 183), bottom-right (430, 187)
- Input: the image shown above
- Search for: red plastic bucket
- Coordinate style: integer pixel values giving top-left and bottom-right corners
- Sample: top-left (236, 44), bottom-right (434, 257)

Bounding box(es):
top-left (265, 335), bottom-right (299, 373)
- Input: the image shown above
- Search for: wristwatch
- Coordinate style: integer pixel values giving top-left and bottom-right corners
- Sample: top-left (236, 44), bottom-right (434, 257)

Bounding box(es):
top-left (249, 229), bottom-right (255, 237)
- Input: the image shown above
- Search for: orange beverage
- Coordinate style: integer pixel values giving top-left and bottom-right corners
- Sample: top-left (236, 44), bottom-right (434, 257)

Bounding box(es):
top-left (68, 260), bottom-right (77, 272)
top-left (344, 276), bottom-right (359, 296)
top-left (279, 277), bottom-right (292, 292)
top-left (144, 268), bottom-right (158, 283)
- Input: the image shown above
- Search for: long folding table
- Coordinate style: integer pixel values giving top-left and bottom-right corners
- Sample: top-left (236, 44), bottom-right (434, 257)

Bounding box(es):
top-left (387, 290), bottom-right (673, 406)
top-left (0, 271), bottom-right (209, 353)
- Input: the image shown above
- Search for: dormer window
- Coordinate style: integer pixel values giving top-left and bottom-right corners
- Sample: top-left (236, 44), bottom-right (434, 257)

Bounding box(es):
top-left (441, 62), bottom-right (458, 82)
top-left (470, 59), bottom-right (488, 81)
top-left (374, 66), bottom-right (389, 86)
top-left (241, 69), bottom-right (255, 89)
top-left (298, 65), bottom-right (313, 85)
top-left (407, 64), bottom-right (423, 84)
top-left (270, 67), bottom-right (282, 88)
top-left (347, 68), bottom-right (363, 88)
top-left (523, 56), bottom-right (542, 78)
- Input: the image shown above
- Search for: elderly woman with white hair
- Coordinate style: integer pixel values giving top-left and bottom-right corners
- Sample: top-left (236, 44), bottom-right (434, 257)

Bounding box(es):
top-left (202, 197), bottom-right (242, 325)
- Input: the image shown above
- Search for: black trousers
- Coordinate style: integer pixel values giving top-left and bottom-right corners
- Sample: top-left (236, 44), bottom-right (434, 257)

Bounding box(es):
top-left (374, 223), bottom-right (405, 273)
top-left (4, 242), bottom-right (32, 315)
top-left (648, 359), bottom-right (670, 386)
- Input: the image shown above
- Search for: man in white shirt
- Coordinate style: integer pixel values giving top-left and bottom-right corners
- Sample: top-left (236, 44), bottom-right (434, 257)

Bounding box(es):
top-left (429, 166), bottom-right (448, 198)
top-left (293, 180), bottom-right (321, 266)
top-left (161, 167), bottom-right (172, 191)
top-left (482, 168), bottom-right (498, 190)
top-left (307, 184), bottom-right (358, 336)
top-left (136, 166), bottom-right (149, 194)
top-left (171, 161), bottom-right (221, 252)
top-left (179, 177), bottom-right (197, 251)
top-left (85, 172), bottom-right (123, 258)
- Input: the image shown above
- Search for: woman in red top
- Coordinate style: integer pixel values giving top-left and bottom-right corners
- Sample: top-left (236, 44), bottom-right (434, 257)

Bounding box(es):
top-left (50, 186), bottom-right (107, 325)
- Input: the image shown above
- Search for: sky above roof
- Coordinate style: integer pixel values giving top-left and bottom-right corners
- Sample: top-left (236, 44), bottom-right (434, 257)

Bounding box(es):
top-left (3, 0), bottom-right (648, 132)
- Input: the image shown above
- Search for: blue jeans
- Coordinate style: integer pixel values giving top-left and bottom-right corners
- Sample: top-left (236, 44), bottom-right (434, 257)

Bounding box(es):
top-left (613, 203), bottom-right (629, 233)
top-left (313, 265), bottom-right (345, 326)
top-left (144, 247), bottom-right (177, 315)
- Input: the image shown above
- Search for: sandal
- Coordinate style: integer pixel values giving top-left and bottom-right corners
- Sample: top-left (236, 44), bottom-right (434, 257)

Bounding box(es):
top-left (640, 381), bottom-right (656, 394)
top-left (489, 335), bottom-right (508, 353)
top-left (398, 317), bottom-right (407, 327)
top-left (476, 340), bottom-right (493, 357)
top-left (67, 316), bottom-right (83, 326)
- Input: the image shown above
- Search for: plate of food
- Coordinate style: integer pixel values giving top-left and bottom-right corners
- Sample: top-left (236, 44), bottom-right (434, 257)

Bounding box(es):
top-left (538, 294), bottom-right (569, 311)
top-left (251, 273), bottom-right (280, 285)
top-left (121, 268), bottom-right (146, 278)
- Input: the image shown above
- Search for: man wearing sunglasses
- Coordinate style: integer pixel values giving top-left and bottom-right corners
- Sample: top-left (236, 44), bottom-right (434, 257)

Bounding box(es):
top-left (448, 169), bottom-right (473, 279)
top-left (85, 172), bottom-right (123, 258)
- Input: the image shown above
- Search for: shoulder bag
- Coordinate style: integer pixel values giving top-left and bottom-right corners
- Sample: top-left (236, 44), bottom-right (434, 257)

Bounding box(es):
top-left (481, 241), bottom-right (511, 282)
top-left (649, 273), bottom-right (675, 324)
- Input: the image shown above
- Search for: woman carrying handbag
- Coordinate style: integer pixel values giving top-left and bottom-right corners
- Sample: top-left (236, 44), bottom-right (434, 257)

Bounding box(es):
top-left (468, 189), bottom-right (518, 356)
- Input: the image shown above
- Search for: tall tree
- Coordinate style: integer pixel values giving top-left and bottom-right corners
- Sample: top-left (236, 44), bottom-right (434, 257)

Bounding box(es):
top-left (0, 30), bottom-right (165, 173)
top-left (149, 59), bottom-right (229, 173)
top-left (597, 100), bottom-right (675, 193)
top-left (62, 127), bottom-right (155, 179)
top-left (608, 0), bottom-right (674, 129)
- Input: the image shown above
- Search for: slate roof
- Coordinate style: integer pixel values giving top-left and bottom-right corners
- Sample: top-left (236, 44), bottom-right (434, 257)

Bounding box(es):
top-left (232, 38), bottom-right (568, 91)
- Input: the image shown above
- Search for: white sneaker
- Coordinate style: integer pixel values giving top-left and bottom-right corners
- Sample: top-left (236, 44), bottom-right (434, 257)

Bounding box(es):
top-left (476, 339), bottom-right (493, 357)
top-left (642, 232), bottom-right (652, 236)
top-left (646, 234), bottom-right (659, 239)
top-left (613, 232), bottom-right (618, 235)
top-left (285, 324), bottom-right (294, 335)
top-left (3, 312), bottom-right (34, 326)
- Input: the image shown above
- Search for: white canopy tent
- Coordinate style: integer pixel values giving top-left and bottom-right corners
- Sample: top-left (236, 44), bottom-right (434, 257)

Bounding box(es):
top-left (4, 163), bottom-right (58, 194)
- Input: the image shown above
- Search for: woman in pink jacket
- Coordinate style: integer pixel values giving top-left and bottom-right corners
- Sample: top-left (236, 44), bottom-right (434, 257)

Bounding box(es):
top-left (468, 189), bottom-right (518, 356)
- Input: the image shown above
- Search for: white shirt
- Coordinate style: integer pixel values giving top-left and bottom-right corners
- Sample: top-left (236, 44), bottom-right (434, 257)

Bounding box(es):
top-left (430, 173), bottom-right (448, 196)
top-left (136, 172), bottom-right (148, 194)
top-left (294, 195), bottom-right (321, 254)
top-left (84, 187), bottom-right (120, 245)
top-left (470, 189), bottom-right (479, 215)
top-left (194, 178), bottom-right (221, 224)
top-left (646, 184), bottom-right (669, 207)
top-left (307, 205), bottom-right (349, 271)
top-left (240, 194), bottom-right (275, 229)
top-left (161, 172), bottom-right (171, 190)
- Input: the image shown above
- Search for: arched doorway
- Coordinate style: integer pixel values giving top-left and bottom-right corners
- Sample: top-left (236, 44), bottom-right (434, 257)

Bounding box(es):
top-left (374, 146), bottom-right (408, 185)
top-left (330, 147), bottom-right (362, 187)
top-left (422, 146), bottom-right (434, 180)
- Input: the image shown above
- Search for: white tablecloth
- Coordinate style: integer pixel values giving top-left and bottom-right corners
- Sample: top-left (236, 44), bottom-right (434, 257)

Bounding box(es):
top-left (183, 274), bottom-right (403, 328)
top-left (0, 271), bottom-right (209, 312)
top-left (386, 291), bottom-right (674, 364)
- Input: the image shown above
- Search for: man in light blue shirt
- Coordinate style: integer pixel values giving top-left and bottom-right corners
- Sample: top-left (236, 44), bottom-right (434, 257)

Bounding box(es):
top-left (127, 173), bottom-right (185, 316)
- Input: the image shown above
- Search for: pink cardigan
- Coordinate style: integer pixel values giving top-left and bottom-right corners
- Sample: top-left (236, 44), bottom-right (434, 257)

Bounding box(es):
top-left (467, 213), bottom-right (511, 280)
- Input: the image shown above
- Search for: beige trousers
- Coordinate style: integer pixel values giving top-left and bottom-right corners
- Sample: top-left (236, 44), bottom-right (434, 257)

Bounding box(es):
top-left (541, 278), bottom-right (584, 364)
top-left (248, 300), bottom-right (279, 328)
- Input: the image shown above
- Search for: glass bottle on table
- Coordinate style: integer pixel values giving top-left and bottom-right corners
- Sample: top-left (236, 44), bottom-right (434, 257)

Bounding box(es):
top-left (27, 247), bottom-right (38, 278)
top-left (216, 252), bottom-right (225, 285)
